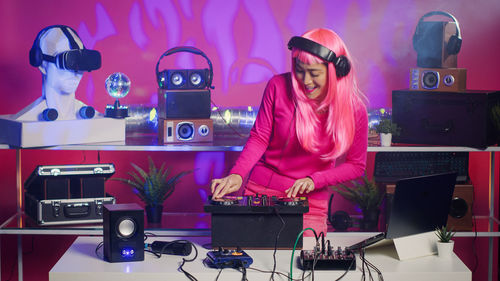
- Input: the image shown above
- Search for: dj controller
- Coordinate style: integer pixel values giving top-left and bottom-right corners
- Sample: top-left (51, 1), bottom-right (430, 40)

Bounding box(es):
top-left (204, 195), bottom-right (309, 249)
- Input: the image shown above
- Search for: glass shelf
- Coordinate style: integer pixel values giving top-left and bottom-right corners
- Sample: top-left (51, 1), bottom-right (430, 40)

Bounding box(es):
top-left (0, 212), bottom-right (211, 236)
top-left (1, 212), bottom-right (498, 237)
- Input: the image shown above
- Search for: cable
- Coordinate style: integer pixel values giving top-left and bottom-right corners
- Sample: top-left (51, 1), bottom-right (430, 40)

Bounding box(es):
top-left (248, 266), bottom-right (312, 281)
top-left (289, 227), bottom-right (318, 280)
top-left (215, 268), bottom-right (223, 281)
top-left (94, 241), bottom-right (104, 259)
top-left (334, 255), bottom-right (356, 281)
top-left (269, 207), bottom-right (286, 281)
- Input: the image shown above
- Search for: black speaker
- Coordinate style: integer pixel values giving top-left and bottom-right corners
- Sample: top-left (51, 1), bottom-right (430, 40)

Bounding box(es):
top-left (103, 203), bottom-right (144, 263)
top-left (157, 89), bottom-right (211, 119)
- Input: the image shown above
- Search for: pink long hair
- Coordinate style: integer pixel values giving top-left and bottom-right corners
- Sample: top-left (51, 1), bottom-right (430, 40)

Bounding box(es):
top-left (290, 28), bottom-right (365, 161)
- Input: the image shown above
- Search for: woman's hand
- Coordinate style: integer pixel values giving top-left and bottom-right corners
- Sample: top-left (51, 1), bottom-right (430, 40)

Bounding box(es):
top-left (285, 177), bottom-right (315, 198)
top-left (211, 174), bottom-right (243, 198)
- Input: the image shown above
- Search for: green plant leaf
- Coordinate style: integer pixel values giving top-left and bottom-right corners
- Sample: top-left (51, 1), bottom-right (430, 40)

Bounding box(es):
top-left (110, 157), bottom-right (192, 206)
top-left (330, 175), bottom-right (384, 212)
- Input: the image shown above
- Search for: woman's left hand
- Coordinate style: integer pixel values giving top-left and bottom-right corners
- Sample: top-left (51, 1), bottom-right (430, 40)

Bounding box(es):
top-left (285, 177), bottom-right (315, 198)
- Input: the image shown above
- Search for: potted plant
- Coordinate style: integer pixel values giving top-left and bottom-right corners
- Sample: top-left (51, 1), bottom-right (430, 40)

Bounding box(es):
top-left (112, 156), bottom-right (192, 223)
top-left (330, 175), bottom-right (385, 231)
top-left (435, 225), bottom-right (456, 258)
top-left (374, 118), bottom-right (401, 147)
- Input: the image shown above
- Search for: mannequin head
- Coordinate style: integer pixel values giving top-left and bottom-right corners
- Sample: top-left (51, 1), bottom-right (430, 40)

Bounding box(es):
top-left (38, 27), bottom-right (84, 98)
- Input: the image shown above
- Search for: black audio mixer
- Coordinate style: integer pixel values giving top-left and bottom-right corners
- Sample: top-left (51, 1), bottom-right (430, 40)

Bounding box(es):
top-left (204, 195), bottom-right (309, 249)
top-left (300, 247), bottom-right (356, 270)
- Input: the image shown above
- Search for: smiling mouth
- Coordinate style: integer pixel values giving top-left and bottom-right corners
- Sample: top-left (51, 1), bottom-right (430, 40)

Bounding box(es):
top-left (304, 86), bottom-right (316, 93)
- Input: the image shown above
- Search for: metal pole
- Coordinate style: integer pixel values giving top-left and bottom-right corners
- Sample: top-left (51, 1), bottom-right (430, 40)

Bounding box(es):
top-left (16, 149), bottom-right (23, 281)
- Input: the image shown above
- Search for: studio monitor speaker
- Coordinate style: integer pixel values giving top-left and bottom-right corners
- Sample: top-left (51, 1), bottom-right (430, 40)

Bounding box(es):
top-left (447, 184), bottom-right (473, 231)
top-left (103, 203), bottom-right (144, 262)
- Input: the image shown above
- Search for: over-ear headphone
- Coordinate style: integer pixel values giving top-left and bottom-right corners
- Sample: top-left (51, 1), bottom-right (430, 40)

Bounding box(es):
top-left (287, 36), bottom-right (351, 78)
top-left (29, 25), bottom-right (81, 67)
top-left (155, 46), bottom-right (214, 89)
top-left (412, 11), bottom-right (462, 55)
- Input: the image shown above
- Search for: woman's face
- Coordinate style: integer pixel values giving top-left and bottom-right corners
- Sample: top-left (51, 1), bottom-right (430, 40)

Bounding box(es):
top-left (294, 58), bottom-right (328, 100)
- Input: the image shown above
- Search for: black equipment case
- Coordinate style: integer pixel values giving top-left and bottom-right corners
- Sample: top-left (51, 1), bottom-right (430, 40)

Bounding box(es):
top-left (24, 164), bottom-right (116, 225)
top-left (25, 193), bottom-right (115, 225)
top-left (24, 164), bottom-right (115, 200)
top-left (392, 89), bottom-right (500, 148)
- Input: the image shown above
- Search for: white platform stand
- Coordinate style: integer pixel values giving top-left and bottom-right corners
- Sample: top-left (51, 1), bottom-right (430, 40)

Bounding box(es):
top-left (368, 231), bottom-right (439, 260)
top-left (49, 235), bottom-right (471, 281)
top-left (0, 115), bottom-right (125, 147)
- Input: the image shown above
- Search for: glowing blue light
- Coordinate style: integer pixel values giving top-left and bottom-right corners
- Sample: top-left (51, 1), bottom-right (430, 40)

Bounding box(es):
top-left (121, 247), bottom-right (136, 258)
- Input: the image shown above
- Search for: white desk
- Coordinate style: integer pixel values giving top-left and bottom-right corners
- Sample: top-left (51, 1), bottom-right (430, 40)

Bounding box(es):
top-left (49, 235), bottom-right (471, 281)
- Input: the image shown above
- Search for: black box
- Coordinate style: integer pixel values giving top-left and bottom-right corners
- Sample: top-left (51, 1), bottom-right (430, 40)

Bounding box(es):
top-left (24, 164), bottom-right (115, 200)
top-left (157, 89), bottom-right (211, 119)
top-left (24, 192), bottom-right (115, 225)
top-left (205, 196), bottom-right (309, 249)
top-left (392, 89), bottom-right (500, 148)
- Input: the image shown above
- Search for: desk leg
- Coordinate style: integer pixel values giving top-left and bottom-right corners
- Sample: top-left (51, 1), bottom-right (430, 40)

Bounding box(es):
top-left (17, 235), bottom-right (23, 281)
top-left (489, 152), bottom-right (495, 281)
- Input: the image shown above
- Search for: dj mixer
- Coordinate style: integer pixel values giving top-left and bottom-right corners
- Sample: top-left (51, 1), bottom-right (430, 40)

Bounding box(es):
top-left (204, 195), bottom-right (309, 249)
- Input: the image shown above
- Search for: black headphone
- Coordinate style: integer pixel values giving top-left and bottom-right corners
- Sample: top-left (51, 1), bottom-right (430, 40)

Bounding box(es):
top-left (29, 25), bottom-right (81, 67)
top-left (412, 11), bottom-right (462, 55)
top-left (155, 46), bottom-right (214, 89)
top-left (287, 36), bottom-right (351, 78)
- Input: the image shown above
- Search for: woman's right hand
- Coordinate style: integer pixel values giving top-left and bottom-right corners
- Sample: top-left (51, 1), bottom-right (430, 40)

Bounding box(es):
top-left (211, 174), bottom-right (243, 198)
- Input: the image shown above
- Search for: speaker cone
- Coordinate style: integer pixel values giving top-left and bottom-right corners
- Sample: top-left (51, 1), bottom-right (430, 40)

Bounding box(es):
top-left (422, 71), bottom-right (439, 89)
top-left (449, 197), bottom-right (468, 219)
top-left (177, 122), bottom-right (195, 140)
top-left (116, 217), bottom-right (137, 238)
top-left (171, 72), bottom-right (184, 86)
top-left (190, 72), bottom-right (203, 86)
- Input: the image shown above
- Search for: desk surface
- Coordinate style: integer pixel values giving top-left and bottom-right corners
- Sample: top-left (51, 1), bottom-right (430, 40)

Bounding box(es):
top-left (49, 235), bottom-right (471, 281)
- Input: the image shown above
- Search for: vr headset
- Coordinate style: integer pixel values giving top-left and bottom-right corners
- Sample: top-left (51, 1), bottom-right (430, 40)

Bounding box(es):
top-left (29, 25), bottom-right (101, 72)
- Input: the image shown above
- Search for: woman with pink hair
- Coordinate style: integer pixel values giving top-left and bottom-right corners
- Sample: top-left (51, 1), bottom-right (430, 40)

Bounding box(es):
top-left (211, 28), bottom-right (368, 236)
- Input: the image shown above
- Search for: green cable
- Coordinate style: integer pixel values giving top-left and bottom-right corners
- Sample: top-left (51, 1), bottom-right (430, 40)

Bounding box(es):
top-left (289, 227), bottom-right (318, 280)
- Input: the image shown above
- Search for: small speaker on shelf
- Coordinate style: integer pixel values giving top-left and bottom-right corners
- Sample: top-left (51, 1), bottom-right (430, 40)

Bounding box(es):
top-left (103, 203), bottom-right (144, 263)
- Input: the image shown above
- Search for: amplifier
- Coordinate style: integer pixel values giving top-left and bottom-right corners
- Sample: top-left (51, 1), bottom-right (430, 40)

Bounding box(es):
top-left (204, 195), bottom-right (309, 249)
top-left (24, 164), bottom-right (115, 200)
top-left (409, 68), bottom-right (466, 92)
top-left (158, 118), bottom-right (213, 144)
top-left (392, 89), bottom-right (500, 148)
top-left (24, 192), bottom-right (115, 225)
top-left (157, 89), bottom-right (211, 119)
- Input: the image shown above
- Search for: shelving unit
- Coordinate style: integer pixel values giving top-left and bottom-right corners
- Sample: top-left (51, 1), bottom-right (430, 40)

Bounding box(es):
top-left (1, 140), bottom-right (498, 281)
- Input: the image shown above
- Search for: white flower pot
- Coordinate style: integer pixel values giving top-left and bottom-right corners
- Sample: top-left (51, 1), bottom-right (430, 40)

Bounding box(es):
top-left (436, 240), bottom-right (454, 259)
top-left (380, 133), bottom-right (392, 147)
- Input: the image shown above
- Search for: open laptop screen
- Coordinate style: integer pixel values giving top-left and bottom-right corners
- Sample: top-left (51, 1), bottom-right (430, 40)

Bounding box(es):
top-left (386, 172), bottom-right (457, 239)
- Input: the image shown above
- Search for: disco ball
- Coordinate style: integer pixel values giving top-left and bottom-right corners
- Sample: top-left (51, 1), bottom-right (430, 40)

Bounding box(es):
top-left (105, 72), bottom-right (131, 99)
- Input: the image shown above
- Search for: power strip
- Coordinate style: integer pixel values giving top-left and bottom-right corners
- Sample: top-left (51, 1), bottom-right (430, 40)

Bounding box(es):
top-left (300, 247), bottom-right (356, 270)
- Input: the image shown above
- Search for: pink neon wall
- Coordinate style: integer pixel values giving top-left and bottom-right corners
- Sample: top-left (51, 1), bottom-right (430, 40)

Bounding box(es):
top-left (1, 0), bottom-right (500, 280)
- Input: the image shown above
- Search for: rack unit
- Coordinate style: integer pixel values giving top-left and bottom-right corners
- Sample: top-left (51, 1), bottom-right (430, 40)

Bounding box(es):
top-left (0, 142), bottom-right (499, 281)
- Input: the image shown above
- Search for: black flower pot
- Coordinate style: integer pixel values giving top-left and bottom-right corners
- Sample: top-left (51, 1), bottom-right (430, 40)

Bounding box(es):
top-left (145, 204), bottom-right (163, 224)
top-left (361, 209), bottom-right (380, 231)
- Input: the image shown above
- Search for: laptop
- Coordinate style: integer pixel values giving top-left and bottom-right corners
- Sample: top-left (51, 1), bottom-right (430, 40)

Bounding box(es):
top-left (347, 172), bottom-right (457, 251)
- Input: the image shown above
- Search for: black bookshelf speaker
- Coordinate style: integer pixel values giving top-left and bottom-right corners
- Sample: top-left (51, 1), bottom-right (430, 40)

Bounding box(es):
top-left (103, 203), bottom-right (144, 263)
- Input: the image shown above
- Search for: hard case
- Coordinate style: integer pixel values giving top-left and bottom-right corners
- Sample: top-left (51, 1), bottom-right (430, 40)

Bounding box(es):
top-left (24, 192), bottom-right (115, 225)
top-left (392, 89), bottom-right (500, 148)
top-left (24, 163), bottom-right (115, 200)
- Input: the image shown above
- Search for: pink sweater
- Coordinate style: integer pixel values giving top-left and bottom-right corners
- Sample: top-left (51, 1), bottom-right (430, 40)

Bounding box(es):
top-left (230, 73), bottom-right (368, 200)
